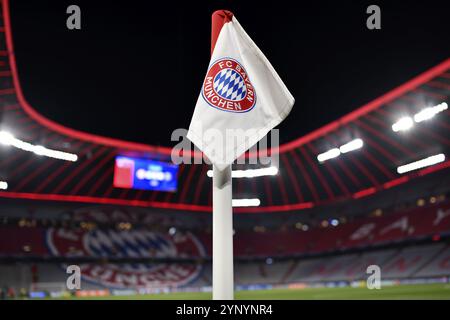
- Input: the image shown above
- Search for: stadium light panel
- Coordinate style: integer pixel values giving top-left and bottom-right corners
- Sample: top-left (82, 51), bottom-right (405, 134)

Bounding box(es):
top-left (0, 131), bottom-right (78, 162)
top-left (414, 102), bottom-right (448, 123)
top-left (0, 131), bottom-right (15, 145)
top-left (339, 139), bottom-right (364, 153)
top-left (317, 138), bottom-right (364, 163)
top-left (392, 102), bottom-right (448, 132)
top-left (392, 117), bottom-right (414, 132)
top-left (0, 181), bottom-right (7, 190)
top-left (397, 153), bottom-right (445, 174)
top-left (207, 166), bottom-right (278, 178)
top-left (33, 145), bottom-right (46, 156)
top-left (232, 198), bottom-right (261, 207)
top-left (317, 148), bottom-right (341, 162)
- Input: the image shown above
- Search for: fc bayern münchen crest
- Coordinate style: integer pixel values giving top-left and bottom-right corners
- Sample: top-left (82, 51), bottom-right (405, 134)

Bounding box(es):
top-left (202, 58), bottom-right (257, 113)
top-left (46, 222), bottom-right (205, 288)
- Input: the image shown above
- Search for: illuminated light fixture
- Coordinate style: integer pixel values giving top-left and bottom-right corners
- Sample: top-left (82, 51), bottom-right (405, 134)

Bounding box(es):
top-left (317, 139), bottom-right (364, 163)
top-left (0, 131), bottom-right (14, 144)
top-left (339, 138), bottom-right (364, 154)
top-left (0, 181), bottom-right (7, 190)
top-left (397, 153), bottom-right (445, 174)
top-left (330, 219), bottom-right (339, 227)
top-left (392, 102), bottom-right (448, 132)
top-left (414, 102), bottom-right (448, 123)
top-left (392, 117), bottom-right (414, 132)
top-left (168, 227), bottom-right (177, 236)
top-left (207, 166), bottom-right (278, 178)
top-left (232, 198), bottom-right (261, 207)
top-left (317, 148), bottom-right (340, 162)
top-left (0, 131), bottom-right (78, 162)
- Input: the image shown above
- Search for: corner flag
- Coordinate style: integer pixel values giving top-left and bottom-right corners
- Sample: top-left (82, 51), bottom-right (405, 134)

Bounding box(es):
top-left (187, 11), bottom-right (294, 170)
top-left (186, 10), bottom-right (294, 300)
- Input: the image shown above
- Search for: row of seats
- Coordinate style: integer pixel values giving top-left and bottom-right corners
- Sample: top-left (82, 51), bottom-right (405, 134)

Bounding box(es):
top-left (1, 201), bottom-right (449, 258)
top-left (1, 243), bottom-right (449, 291)
top-left (222, 201), bottom-right (450, 256)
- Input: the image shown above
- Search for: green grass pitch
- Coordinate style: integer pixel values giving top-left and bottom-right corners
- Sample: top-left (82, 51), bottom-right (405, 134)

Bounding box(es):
top-left (68, 283), bottom-right (450, 300)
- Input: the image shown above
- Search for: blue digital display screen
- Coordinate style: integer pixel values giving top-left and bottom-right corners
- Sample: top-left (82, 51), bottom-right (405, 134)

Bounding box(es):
top-left (113, 156), bottom-right (178, 192)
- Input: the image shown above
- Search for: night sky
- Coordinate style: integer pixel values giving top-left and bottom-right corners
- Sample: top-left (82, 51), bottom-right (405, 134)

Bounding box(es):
top-left (8, 0), bottom-right (450, 147)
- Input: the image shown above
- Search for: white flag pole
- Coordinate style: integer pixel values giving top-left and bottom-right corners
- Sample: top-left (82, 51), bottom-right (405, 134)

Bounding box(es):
top-left (210, 10), bottom-right (234, 300)
top-left (212, 164), bottom-right (233, 300)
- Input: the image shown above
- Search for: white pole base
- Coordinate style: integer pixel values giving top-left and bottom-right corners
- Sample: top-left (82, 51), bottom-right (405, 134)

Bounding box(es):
top-left (212, 164), bottom-right (234, 300)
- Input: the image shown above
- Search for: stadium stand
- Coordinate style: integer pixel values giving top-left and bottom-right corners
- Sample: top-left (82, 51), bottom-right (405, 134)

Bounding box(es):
top-left (0, 197), bottom-right (450, 291)
top-left (2, 243), bottom-right (450, 291)
top-left (415, 245), bottom-right (450, 278)
top-left (1, 199), bottom-right (449, 259)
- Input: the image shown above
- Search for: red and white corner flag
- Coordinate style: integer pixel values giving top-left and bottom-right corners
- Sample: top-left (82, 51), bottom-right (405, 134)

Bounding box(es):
top-left (187, 12), bottom-right (294, 169)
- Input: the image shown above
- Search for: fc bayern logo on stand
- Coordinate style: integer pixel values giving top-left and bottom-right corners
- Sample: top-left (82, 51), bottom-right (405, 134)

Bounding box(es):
top-left (202, 58), bottom-right (257, 113)
top-left (46, 227), bottom-right (205, 288)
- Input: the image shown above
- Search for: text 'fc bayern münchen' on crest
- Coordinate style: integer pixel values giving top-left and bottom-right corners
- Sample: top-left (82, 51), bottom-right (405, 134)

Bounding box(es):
top-left (202, 58), bottom-right (256, 113)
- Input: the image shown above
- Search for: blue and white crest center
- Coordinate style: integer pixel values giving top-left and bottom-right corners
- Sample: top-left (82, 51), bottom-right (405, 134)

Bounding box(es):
top-left (213, 68), bottom-right (247, 101)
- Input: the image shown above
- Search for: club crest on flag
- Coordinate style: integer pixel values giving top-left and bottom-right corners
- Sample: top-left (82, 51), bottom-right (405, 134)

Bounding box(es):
top-left (201, 58), bottom-right (256, 113)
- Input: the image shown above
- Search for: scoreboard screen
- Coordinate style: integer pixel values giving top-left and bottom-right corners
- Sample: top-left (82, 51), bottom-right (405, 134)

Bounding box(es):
top-left (113, 156), bottom-right (178, 192)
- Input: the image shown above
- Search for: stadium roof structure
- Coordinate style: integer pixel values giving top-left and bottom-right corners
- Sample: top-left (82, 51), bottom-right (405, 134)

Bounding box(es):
top-left (0, 0), bottom-right (449, 214)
